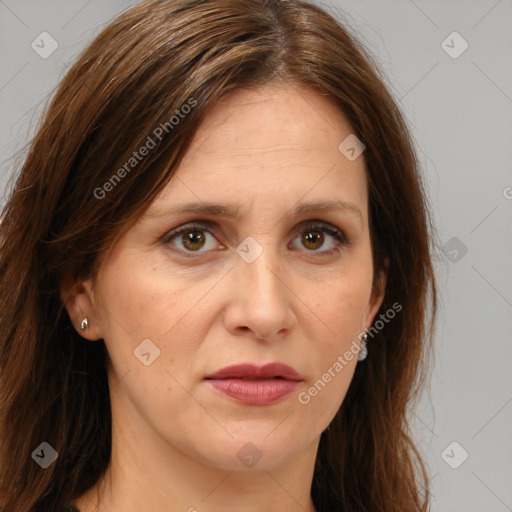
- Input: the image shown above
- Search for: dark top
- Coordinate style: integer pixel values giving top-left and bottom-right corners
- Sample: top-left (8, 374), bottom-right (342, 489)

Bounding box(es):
top-left (63, 507), bottom-right (80, 512)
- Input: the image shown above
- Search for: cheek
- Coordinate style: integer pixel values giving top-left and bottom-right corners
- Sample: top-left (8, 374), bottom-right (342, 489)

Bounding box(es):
top-left (96, 258), bottom-right (210, 423)
top-left (97, 249), bottom-right (195, 335)
top-left (301, 263), bottom-right (372, 406)
top-left (95, 253), bottom-right (218, 377)
top-left (313, 264), bottom-right (373, 337)
top-left (298, 359), bottom-right (357, 426)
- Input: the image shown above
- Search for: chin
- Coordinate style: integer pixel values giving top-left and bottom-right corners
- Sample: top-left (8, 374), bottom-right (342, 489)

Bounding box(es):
top-left (193, 431), bottom-right (309, 472)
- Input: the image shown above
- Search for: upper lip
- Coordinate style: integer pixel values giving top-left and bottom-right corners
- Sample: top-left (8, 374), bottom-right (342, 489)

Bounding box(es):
top-left (205, 363), bottom-right (303, 381)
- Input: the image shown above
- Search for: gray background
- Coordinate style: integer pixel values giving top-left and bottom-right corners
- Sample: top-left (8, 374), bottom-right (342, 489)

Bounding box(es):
top-left (1, 1), bottom-right (511, 511)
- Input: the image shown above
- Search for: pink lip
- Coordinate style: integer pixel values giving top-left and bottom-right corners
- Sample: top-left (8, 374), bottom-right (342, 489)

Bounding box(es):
top-left (205, 363), bottom-right (303, 406)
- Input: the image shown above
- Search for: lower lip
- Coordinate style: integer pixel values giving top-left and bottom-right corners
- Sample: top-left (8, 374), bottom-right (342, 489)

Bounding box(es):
top-left (206, 378), bottom-right (300, 405)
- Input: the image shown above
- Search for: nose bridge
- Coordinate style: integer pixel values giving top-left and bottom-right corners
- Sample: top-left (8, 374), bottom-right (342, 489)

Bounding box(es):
top-left (236, 235), bottom-right (284, 302)
top-left (229, 234), bottom-right (293, 338)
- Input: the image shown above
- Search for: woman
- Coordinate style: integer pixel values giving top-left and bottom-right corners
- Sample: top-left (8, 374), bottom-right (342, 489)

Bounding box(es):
top-left (0, 0), bottom-right (437, 511)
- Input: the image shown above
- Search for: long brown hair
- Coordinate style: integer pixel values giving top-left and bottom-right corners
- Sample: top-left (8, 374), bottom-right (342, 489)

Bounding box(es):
top-left (0, 1), bottom-right (437, 510)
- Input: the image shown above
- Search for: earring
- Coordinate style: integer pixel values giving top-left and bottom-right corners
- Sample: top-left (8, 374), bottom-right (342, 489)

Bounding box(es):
top-left (358, 332), bottom-right (368, 361)
top-left (80, 318), bottom-right (89, 331)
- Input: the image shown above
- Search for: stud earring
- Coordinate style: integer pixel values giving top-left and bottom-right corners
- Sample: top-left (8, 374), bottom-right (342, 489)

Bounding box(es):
top-left (80, 318), bottom-right (89, 331)
top-left (358, 331), bottom-right (368, 361)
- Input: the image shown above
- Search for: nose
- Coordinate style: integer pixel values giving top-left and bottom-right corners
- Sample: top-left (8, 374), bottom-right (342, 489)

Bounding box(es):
top-left (222, 242), bottom-right (296, 341)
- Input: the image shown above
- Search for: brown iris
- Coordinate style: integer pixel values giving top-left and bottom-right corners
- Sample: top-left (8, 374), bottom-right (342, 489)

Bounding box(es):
top-left (302, 230), bottom-right (324, 250)
top-left (181, 230), bottom-right (206, 251)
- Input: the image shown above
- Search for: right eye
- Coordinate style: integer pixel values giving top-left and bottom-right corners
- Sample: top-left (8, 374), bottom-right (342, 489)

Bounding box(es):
top-left (163, 223), bottom-right (225, 254)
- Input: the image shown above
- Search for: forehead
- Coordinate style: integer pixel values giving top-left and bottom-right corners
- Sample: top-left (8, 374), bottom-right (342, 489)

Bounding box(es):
top-left (151, 85), bottom-right (368, 219)
top-left (189, 85), bottom-right (355, 155)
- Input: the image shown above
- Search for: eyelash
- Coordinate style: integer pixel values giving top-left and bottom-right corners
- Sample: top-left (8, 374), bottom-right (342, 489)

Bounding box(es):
top-left (162, 221), bottom-right (349, 258)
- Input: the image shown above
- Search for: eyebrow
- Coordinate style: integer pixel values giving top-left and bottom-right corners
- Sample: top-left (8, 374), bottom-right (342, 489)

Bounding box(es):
top-left (146, 200), bottom-right (363, 223)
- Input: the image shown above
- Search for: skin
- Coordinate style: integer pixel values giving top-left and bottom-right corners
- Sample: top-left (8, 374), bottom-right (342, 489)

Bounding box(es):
top-left (61, 84), bottom-right (386, 512)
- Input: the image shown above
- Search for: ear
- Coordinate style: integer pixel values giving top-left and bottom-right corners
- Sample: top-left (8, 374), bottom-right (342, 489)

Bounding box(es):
top-left (59, 273), bottom-right (103, 341)
top-left (364, 261), bottom-right (388, 330)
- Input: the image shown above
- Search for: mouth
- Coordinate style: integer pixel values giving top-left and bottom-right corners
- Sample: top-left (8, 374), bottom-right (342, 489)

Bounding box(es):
top-left (204, 363), bottom-right (303, 406)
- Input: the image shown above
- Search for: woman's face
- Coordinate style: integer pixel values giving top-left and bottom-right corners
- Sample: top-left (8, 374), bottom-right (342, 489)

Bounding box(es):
top-left (70, 85), bottom-right (385, 472)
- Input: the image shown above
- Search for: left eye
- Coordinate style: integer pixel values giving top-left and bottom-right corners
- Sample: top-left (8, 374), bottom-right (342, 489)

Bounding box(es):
top-left (291, 223), bottom-right (347, 253)
top-left (163, 222), bottom-right (347, 255)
